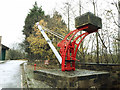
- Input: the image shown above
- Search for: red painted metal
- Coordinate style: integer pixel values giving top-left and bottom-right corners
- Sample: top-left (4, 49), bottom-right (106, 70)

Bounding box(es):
top-left (34, 64), bottom-right (36, 71)
top-left (57, 25), bottom-right (98, 71)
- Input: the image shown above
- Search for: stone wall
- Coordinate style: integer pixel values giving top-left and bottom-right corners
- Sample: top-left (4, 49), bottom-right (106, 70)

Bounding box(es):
top-left (77, 63), bottom-right (120, 71)
top-left (77, 63), bottom-right (120, 88)
top-left (33, 63), bottom-right (120, 88)
top-left (34, 69), bottom-right (111, 88)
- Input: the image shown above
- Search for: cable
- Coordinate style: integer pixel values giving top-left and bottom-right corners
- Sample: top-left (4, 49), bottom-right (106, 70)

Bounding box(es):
top-left (40, 25), bottom-right (65, 40)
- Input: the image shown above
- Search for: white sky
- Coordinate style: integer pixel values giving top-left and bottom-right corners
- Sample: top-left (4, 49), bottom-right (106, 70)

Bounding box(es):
top-left (0, 0), bottom-right (118, 49)
top-left (0, 0), bottom-right (66, 48)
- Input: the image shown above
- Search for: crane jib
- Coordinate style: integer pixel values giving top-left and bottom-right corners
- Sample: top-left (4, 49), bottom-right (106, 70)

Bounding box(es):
top-left (36, 22), bottom-right (62, 64)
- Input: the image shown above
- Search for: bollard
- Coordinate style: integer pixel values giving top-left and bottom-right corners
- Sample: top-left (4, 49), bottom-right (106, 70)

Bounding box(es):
top-left (34, 64), bottom-right (36, 71)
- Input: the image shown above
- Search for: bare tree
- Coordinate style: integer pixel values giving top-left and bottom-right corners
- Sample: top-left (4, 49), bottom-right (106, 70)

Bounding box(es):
top-left (118, 1), bottom-right (120, 62)
top-left (108, 0), bottom-right (120, 63)
top-left (90, 0), bottom-right (100, 64)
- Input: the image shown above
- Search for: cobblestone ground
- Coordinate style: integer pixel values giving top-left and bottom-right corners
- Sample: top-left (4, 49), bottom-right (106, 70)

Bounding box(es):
top-left (0, 60), bottom-right (26, 88)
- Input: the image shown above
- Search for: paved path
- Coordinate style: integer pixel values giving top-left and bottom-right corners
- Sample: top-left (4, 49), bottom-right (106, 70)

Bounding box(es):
top-left (0, 60), bottom-right (26, 88)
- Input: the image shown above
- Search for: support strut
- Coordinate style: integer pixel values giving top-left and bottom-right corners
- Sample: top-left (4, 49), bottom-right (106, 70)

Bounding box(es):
top-left (57, 25), bottom-right (98, 71)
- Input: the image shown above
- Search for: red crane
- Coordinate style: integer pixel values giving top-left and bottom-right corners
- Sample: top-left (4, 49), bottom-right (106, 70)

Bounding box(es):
top-left (37, 12), bottom-right (102, 71)
top-left (57, 12), bottom-right (102, 71)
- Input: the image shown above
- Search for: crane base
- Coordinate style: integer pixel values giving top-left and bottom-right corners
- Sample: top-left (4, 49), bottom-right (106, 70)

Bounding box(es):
top-left (34, 69), bottom-right (110, 88)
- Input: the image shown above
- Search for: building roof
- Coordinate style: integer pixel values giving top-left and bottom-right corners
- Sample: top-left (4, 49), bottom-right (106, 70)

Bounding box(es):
top-left (2, 44), bottom-right (9, 50)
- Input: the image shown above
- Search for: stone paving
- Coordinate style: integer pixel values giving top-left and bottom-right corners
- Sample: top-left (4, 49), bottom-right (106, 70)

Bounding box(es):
top-left (0, 61), bottom-right (5, 64)
top-left (0, 60), bottom-right (26, 88)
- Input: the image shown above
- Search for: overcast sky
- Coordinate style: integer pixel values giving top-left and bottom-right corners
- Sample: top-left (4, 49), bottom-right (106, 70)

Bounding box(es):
top-left (0, 0), bottom-right (118, 48)
top-left (0, 0), bottom-right (66, 48)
